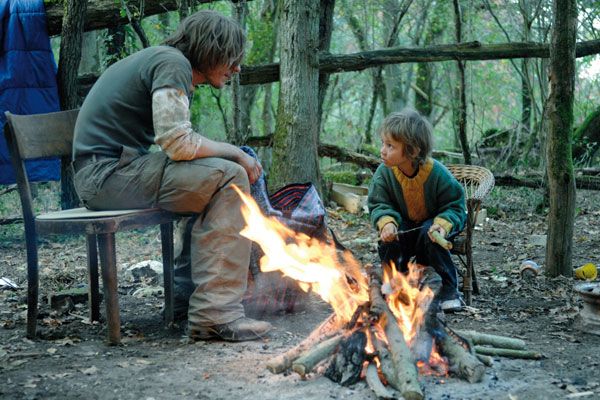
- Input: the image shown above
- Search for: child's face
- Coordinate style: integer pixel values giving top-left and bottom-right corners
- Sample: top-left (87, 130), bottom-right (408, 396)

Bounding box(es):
top-left (380, 133), bottom-right (412, 168)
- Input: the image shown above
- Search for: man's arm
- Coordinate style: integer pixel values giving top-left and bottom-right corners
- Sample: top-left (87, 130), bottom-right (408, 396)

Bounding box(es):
top-left (152, 87), bottom-right (262, 183)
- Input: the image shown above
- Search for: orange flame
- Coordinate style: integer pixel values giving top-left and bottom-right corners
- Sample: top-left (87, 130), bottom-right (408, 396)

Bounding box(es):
top-left (383, 262), bottom-right (434, 345)
top-left (417, 342), bottom-right (449, 376)
top-left (383, 262), bottom-right (448, 375)
top-left (234, 186), bottom-right (447, 375)
top-left (234, 186), bottom-right (369, 323)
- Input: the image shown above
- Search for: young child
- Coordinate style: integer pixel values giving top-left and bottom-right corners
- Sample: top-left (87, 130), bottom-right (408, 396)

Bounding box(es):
top-left (368, 108), bottom-right (467, 312)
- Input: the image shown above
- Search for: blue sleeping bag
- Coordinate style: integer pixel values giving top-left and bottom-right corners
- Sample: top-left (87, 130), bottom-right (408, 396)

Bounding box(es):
top-left (0, 0), bottom-right (60, 185)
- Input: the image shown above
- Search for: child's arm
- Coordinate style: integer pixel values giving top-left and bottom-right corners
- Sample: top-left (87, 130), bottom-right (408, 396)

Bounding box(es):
top-left (431, 163), bottom-right (468, 237)
top-left (368, 165), bottom-right (403, 239)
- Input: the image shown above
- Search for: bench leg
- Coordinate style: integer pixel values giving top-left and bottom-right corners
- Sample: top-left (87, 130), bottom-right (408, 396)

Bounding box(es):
top-left (160, 222), bottom-right (174, 326)
top-left (86, 235), bottom-right (101, 322)
top-left (97, 233), bottom-right (120, 345)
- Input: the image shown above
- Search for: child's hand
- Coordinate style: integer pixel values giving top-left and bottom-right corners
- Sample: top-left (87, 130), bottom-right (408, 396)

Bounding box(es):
top-left (427, 224), bottom-right (447, 241)
top-left (380, 223), bottom-right (397, 242)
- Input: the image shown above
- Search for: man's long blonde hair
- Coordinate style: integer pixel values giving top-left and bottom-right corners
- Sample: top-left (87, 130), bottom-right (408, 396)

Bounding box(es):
top-left (164, 10), bottom-right (245, 72)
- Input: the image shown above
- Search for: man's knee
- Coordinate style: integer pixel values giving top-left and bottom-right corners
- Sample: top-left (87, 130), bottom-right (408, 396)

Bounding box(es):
top-left (221, 160), bottom-right (249, 191)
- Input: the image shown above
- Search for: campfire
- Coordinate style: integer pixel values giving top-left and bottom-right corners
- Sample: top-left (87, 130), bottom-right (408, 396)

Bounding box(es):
top-left (234, 187), bottom-right (486, 399)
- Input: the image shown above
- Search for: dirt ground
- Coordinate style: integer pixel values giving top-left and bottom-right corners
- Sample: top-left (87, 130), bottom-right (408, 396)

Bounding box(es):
top-left (1, 186), bottom-right (600, 400)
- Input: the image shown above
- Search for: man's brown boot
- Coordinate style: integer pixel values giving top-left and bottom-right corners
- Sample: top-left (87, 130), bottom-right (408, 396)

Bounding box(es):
top-left (188, 317), bottom-right (272, 342)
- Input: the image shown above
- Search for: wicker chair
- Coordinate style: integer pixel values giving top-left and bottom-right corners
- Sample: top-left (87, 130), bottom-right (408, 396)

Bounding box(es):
top-left (446, 164), bottom-right (495, 305)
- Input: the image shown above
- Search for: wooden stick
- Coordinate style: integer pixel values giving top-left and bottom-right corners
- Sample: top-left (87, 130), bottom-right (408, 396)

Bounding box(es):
top-left (366, 263), bottom-right (386, 320)
top-left (292, 334), bottom-right (343, 378)
top-left (438, 334), bottom-right (486, 383)
top-left (266, 313), bottom-right (340, 374)
top-left (367, 263), bottom-right (423, 400)
top-left (383, 307), bottom-right (424, 400)
top-left (474, 346), bottom-right (543, 359)
top-left (370, 328), bottom-right (402, 392)
top-left (430, 231), bottom-right (452, 250)
top-left (365, 363), bottom-right (396, 400)
top-left (454, 330), bottom-right (526, 350)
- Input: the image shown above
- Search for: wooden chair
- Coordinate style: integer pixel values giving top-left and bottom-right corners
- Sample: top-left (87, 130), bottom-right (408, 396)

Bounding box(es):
top-left (446, 164), bottom-right (495, 306)
top-left (4, 109), bottom-right (176, 345)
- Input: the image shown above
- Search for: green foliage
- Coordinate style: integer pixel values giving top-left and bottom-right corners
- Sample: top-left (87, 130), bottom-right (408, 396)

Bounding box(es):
top-left (323, 170), bottom-right (358, 185)
top-left (359, 143), bottom-right (379, 157)
top-left (480, 128), bottom-right (511, 147)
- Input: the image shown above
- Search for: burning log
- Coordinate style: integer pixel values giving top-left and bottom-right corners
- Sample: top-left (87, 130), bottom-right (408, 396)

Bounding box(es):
top-left (437, 333), bottom-right (486, 383)
top-left (474, 346), bottom-right (543, 360)
top-left (365, 363), bottom-right (396, 400)
top-left (454, 330), bottom-right (526, 350)
top-left (291, 334), bottom-right (343, 378)
top-left (367, 262), bottom-right (423, 400)
top-left (266, 313), bottom-right (340, 373)
top-left (366, 263), bottom-right (387, 320)
top-left (382, 308), bottom-right (424, 400)
top-left (370, 327), bottom-right (404, 392)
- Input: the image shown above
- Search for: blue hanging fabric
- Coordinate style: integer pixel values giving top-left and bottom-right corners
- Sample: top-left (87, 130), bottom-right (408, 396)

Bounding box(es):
top-left (0, 0), bottom-right (61, 184)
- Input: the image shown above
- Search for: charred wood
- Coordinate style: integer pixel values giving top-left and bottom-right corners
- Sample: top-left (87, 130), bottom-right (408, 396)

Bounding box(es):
top-left (325, 330), bottom-right (367, 386)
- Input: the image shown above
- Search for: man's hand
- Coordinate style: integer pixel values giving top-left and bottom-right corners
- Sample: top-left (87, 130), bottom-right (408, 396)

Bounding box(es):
top-left (239, 152), bottom-right (263, 184)
top-left (427, 223), bottom-right (447, 242)
top-left (380, 222), bottom-right (397, 243)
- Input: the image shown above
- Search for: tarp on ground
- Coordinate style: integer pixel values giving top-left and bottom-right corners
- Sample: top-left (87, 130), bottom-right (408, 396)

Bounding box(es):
top-left (0, 0), bottom-right (60, 185)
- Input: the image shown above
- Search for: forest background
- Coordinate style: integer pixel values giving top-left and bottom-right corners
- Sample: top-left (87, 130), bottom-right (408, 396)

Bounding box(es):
top-left (2, 0), bottom-right (600, 279)
top-left (1, 2), bottom-right (600, 398)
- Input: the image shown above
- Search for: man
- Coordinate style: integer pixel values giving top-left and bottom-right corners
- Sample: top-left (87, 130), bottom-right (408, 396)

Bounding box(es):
top-left (72, 10), bottom-right (272, 341)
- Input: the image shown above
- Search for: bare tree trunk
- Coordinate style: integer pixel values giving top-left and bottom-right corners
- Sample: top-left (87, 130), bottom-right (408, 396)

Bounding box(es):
top-left (270, 0), bottom-right (320, 191)
top-left (452, 0), bottom-right (471, 164)
top-left (57, 0), bottom-right (87, 209)
top-left (545, 0), bottom-right (577, 277)
top-left (230, 1), bottom-right (247, 145)
top-left (415, 1), bottom-right (444, 119)
top-left (178, 0), bottom-right (191, 19)
top-left (317, 0), bottom-right (336, 134)
top-left (340, 0), bottom-right (377, 144)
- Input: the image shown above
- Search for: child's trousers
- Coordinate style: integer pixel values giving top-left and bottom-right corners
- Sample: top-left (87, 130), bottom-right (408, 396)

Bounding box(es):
top-left (377, 218), bottom-right (460, 301)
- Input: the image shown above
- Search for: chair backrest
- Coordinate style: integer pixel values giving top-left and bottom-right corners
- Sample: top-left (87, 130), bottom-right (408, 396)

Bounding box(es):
top-left (3, 110), bottom-right (79, 223)
top-left (446, 164), bottom-right (495, 203)
top-left (4, 110), bottom-right (78, 160)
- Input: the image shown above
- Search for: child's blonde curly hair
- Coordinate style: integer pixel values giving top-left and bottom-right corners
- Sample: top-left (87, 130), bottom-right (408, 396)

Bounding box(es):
top-left (380, 108), bottom-right (433, 166)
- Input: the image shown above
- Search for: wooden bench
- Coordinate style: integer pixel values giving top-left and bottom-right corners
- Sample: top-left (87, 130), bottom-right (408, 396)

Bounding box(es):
top-left (4, 109), bottom-right (177, 344)
top-left (446, 164), bottom-right (495, 305)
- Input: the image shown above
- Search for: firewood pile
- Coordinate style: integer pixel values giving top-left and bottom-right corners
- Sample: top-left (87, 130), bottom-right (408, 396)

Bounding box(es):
top-left (265, 263), bottom-right (538, 399)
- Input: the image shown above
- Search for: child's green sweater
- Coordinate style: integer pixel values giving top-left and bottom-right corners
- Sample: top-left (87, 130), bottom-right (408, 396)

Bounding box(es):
top-left (368, 158), bottom-right (466, 236)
